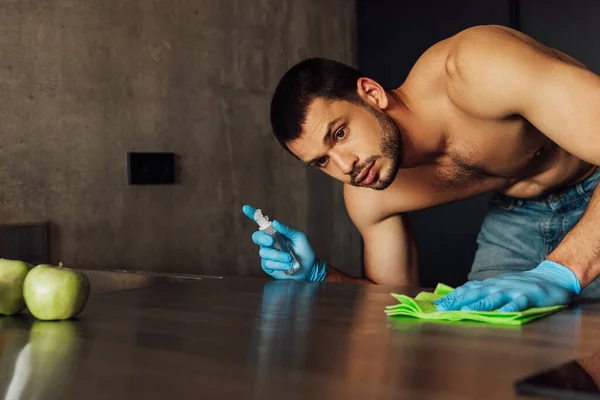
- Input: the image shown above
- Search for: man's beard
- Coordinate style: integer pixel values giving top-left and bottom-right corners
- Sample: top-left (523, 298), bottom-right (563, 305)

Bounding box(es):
top-left (350, 106), bottom-right (402, 190)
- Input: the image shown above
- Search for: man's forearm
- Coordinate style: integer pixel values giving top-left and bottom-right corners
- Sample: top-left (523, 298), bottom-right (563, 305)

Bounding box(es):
top-left (325, 264), bottom-right (374, 284)
top-left (548, 181), bottom-right (600, 287)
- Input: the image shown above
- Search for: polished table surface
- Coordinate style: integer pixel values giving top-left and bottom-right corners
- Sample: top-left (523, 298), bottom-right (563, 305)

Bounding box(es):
top-left (1, 272), bottom-right (600, 400)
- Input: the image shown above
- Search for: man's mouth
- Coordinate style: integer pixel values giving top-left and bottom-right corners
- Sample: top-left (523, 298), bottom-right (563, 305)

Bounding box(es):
top-left (354, 161), bottom-right (376, 185)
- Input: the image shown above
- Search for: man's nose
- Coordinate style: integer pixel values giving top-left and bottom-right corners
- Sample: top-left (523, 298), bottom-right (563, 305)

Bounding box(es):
top-left (329, 151), bottom-right (358, 175)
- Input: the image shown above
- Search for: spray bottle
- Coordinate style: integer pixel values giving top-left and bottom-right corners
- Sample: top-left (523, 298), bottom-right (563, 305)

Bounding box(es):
top-left (253, 209), bottom-right (301, 275)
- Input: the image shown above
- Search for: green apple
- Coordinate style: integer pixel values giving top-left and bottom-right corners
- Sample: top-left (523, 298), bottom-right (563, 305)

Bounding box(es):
top-left (23, 263), bottom-right (91, 321)
top-left (0, 259), bottom-right (32, 315)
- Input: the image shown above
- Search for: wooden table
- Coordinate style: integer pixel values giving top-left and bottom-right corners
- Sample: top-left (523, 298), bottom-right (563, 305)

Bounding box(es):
top-left (0, 272), bottom-right (599, 400)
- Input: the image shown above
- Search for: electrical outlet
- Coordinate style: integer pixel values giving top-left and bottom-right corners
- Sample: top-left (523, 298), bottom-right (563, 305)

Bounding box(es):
top-left (127, 152), bottom-right (176, 185)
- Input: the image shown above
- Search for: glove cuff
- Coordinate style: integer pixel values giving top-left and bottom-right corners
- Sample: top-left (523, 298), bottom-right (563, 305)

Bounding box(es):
top-left (307, 260), bottom-right (328, 282)
top-left (536, 260), bottom-right (582, 296)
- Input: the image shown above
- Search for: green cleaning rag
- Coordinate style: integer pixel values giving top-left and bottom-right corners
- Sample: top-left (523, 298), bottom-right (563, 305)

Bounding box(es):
top-left (385, 283), bottom-right (565, 326)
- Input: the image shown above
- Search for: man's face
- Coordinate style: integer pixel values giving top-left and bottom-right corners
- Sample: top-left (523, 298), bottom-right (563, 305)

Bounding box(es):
top-left (287, 98), bottom-right (402, 190)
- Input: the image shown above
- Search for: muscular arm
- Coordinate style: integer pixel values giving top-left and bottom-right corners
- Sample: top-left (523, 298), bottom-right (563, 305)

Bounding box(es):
top-left (548, 184), bottom-right (600, 287)
top-left (326, 185), bottom-right (419, 285)
top-left (361, 213), bottom-right (419, 285)
top-left (447, 25), bottom-right (600, 289)
top-left (325, 214), bottom-right (418, 285)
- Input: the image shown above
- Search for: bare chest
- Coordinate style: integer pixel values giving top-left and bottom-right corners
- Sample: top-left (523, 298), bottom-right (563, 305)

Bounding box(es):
top-left (430, 116), bottom-right (591, 198)
top-left (435, 117), bottom-right (546, 185)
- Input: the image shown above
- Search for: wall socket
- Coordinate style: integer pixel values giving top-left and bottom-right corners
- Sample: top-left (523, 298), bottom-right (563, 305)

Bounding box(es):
top-left (127, 152), bottom-right (176, 185)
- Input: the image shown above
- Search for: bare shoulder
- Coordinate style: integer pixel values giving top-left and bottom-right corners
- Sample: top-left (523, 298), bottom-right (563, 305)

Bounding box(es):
top-left (449, 24), bottom-right (587, 72)
top-left (446, 24), bottom-right (587, 80)
top-left (449, 25), bottom-right (529, 52)
top-left (442, 25), bottom-right (585, 118)
top-left (446, 25), bottom-right (535, 78)
top-left (407, 26), bottom-right (518, 72)
top-left (450, 24), bottom-right (520, 44)
top-left (403, 26), bottom-right (529, 100)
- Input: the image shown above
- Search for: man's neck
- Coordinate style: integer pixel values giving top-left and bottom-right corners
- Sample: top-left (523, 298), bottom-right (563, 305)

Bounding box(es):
top-left (386, 87), bottom-right (449, 168)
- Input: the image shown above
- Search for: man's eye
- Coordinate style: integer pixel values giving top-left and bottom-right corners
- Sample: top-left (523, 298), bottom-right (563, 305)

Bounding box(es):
top-left (335, 127), bottom-right (346, 140)
top-left (317, 156), bottom-right (329, 167)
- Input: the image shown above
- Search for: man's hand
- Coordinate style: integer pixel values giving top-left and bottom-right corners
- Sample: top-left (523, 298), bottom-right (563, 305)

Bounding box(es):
top-left (242, 205), bottom-right (327, 282)
top-left (433, 260), bottom-right (581, 312)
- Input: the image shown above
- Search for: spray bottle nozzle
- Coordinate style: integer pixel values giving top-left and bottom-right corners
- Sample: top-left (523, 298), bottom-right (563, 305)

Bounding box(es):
top-left (253, 209), bottom-right (271, 230)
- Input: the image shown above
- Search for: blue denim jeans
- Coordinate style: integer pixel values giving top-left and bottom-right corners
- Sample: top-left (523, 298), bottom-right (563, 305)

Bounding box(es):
top-left (469, 167), bottom-right (600, 297)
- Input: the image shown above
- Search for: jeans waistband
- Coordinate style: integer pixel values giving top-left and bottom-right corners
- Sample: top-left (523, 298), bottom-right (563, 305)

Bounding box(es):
top-left (494, 166), bottom-right (600, 211)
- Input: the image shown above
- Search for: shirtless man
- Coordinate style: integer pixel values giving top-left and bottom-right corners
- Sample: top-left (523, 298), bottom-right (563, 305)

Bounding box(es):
top-left (242, 25), bottom-right (600, 312)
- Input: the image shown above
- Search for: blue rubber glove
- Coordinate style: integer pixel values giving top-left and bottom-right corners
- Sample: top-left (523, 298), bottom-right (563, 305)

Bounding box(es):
top-left (242, 205), bottom-right (327, 282)
top-left (432, 260), bottom-right (581, 313)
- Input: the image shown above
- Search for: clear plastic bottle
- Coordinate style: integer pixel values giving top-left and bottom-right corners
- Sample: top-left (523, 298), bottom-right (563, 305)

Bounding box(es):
top-left (253, 209), bottom-right (301, 275)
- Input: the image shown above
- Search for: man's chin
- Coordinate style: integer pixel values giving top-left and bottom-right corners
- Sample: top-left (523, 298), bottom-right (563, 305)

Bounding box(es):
top-left (370, 181), bottom-right (392, 191)
top-left (369, 172), bottom-right (396, 191)
top-left (346, 165), bottom-right (398, 190)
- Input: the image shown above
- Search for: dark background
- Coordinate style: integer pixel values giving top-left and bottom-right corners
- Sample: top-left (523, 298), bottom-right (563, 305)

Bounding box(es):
top-left (357, 0), bottom-right (600, 287)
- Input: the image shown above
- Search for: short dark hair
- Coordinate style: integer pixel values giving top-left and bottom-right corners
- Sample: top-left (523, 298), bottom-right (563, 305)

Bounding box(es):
top-left (270, 57), bottom-right (364, 152)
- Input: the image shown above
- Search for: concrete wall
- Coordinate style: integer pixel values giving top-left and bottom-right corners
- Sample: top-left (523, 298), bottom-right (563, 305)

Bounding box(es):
top-left (0, 0), bottom-right (362, 277)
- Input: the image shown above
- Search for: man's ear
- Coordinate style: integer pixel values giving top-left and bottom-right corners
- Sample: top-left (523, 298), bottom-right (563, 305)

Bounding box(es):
top-left (356, 77), bottom-right (389, 110)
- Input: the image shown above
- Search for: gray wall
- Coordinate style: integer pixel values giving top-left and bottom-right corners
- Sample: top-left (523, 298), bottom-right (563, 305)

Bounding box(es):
top-left (0, 0), bottom-right (363, 277)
